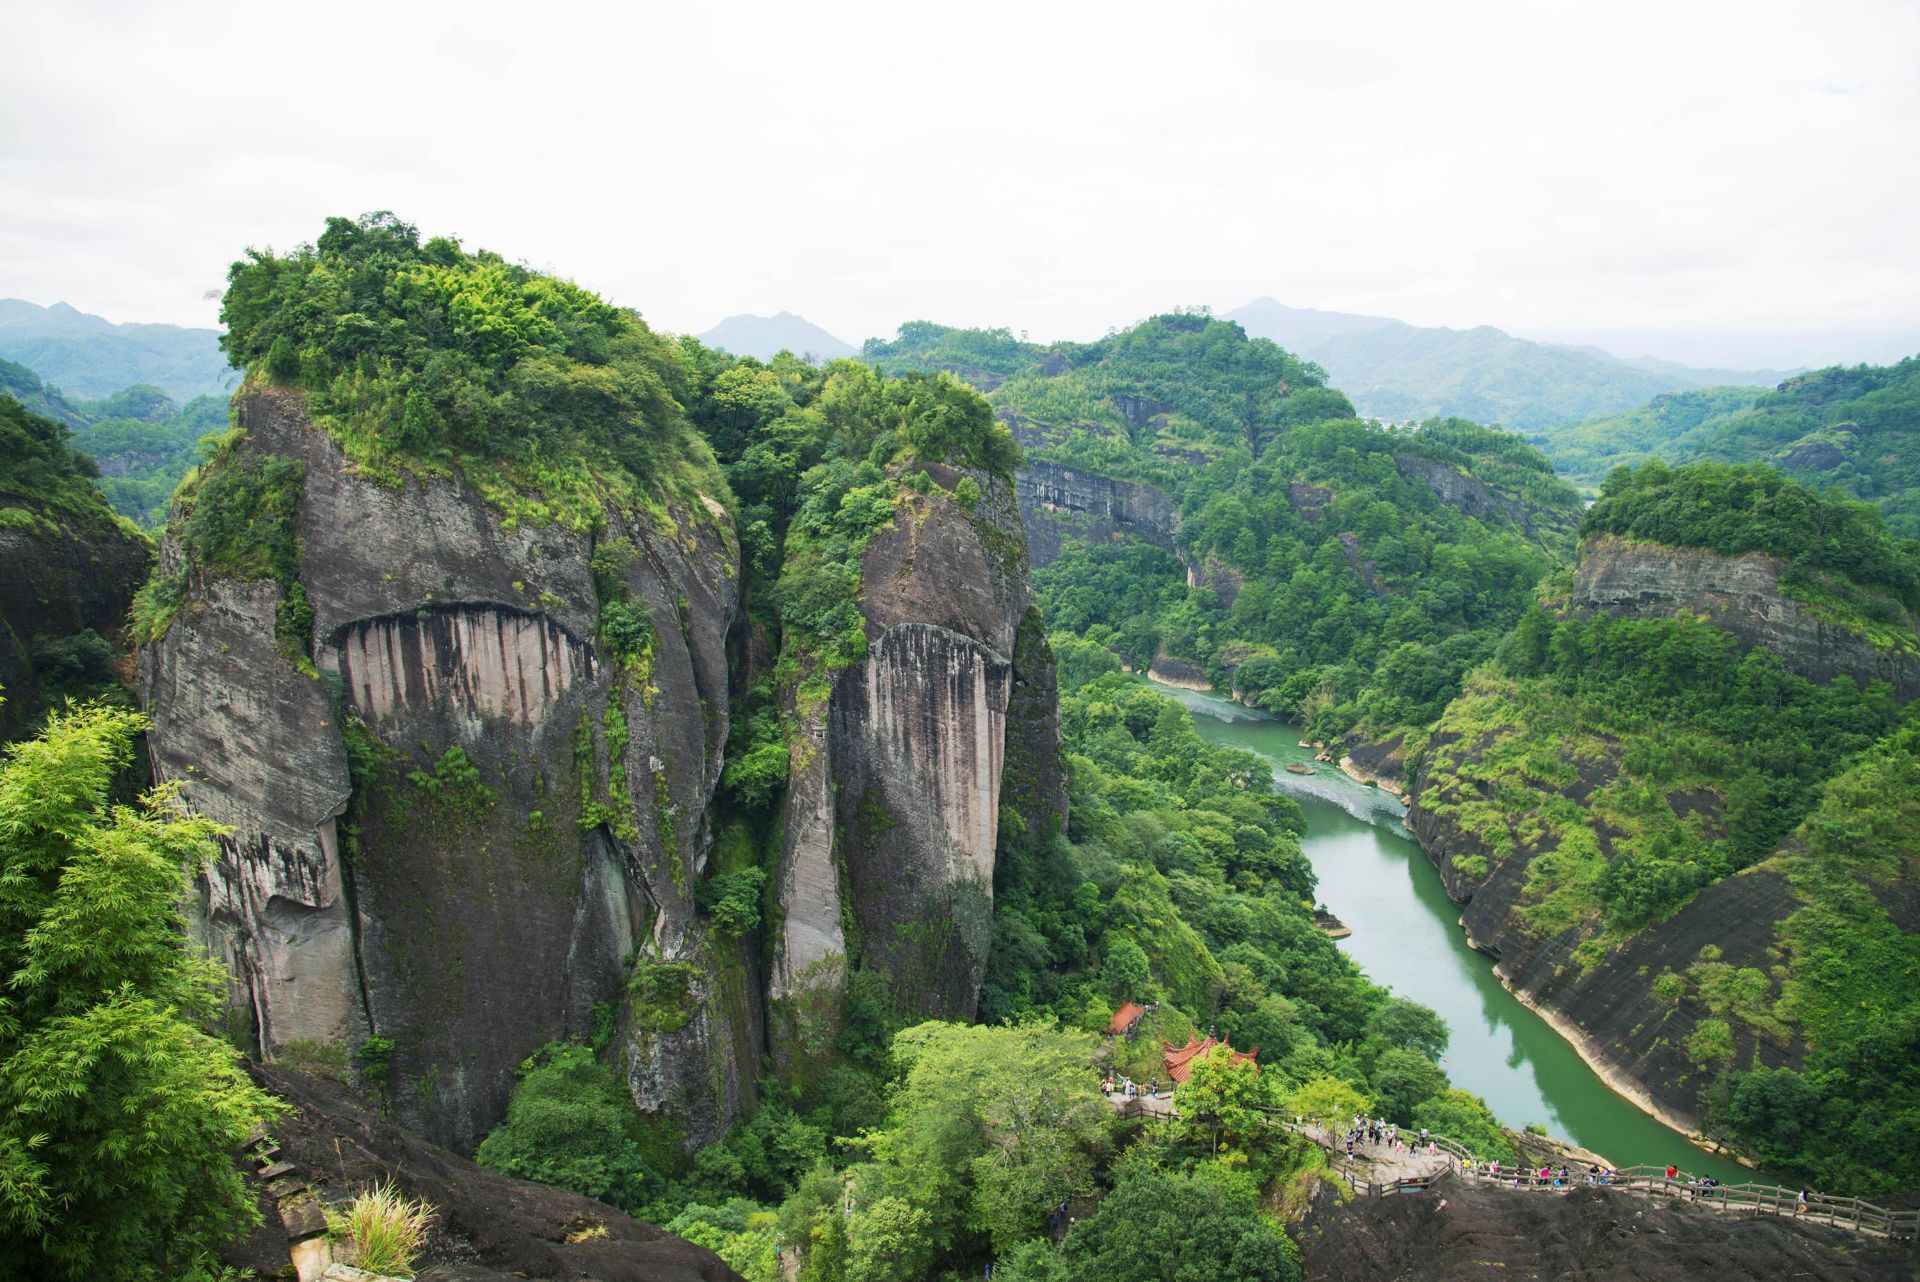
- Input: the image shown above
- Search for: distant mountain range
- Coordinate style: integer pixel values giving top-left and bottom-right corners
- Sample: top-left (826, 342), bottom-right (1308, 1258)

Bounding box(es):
top-left (0, 299), bottom-right (234, 403)
top-left (695, 311), bottom-right (855, 362)
top-left (1224, 298), bottom-right (1795, 431)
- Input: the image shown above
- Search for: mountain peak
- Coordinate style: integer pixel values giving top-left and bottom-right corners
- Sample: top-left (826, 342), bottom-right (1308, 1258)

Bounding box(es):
top-left (696, 311), bottom-right (855, 362)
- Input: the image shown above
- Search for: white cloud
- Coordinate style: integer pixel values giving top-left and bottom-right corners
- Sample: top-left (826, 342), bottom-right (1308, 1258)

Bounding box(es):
top-left (3, 0), bottom-right (1916, 354)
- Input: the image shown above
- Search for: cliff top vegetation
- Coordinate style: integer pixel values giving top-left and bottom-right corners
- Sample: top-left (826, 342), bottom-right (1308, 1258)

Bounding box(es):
top-left (218, 212), bottom-right (725, 530)
top-left (0, 394), bottom-right (138, 536)
top-left (1582, 460), bottom-right (1920, 613)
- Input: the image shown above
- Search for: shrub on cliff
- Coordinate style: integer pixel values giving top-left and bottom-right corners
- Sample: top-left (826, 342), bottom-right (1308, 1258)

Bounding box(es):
top-left (474, 1042), bottom-right (651, 1212)
top-left (0, 702), bottom-right (283, 1280)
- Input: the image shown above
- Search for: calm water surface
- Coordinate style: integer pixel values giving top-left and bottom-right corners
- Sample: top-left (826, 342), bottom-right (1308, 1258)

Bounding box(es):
top-left (1149, 680), bottom-right (1757, 1183)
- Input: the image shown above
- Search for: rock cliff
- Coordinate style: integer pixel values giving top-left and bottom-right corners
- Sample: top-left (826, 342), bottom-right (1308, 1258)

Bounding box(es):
top-left (1569, 533), bottom-right (1920, 700)
top-left (145, 387), bottom-right (745, 1150)
top-left (0, 473), bottom-right (151, 744)
top-left (1393, 453), bottom-right (1573, 542)
top-left (1007, 413), bottom-right (1179, 569)
top-left (770, 463), bottom-right (1064, 1064)
top-left (142, 386), bottom-right (1062, 1152)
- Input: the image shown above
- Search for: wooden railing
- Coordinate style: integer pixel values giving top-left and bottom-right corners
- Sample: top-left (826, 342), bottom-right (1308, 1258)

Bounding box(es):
top-left (1251, 1107), bottom-right (1917, 1240)
top-left (1457, 1162), bottom-right (1918, 1239)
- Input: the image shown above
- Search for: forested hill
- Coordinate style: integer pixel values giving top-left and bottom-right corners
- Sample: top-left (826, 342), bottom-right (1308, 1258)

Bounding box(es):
top-left (1531, 356), bottom-right (1920, 537)
top-left (867, 313), bottom-right (1585, 744)
top-left (0, 298), bottom-right (234, 403)
top-left (1411, 461), bottom-right (1920, 1193)
top-left (1223, 297), bottom-right (1791, 431)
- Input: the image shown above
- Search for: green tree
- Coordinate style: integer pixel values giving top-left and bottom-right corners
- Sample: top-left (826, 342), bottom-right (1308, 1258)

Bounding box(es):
top-left (1174, 1047), bottom-right (1271, 1156)
top-left (1284, 1074), bottom-right (1370, 1128)
top-left (0, 703), bottom-right (283, 1281)
top-left (475, 1042), bottom-right (650, 1211)
top-left (868, 1022), bottom-right (1111, 1259)
top-left (1055, 1167), bottom-right (1298, 1282)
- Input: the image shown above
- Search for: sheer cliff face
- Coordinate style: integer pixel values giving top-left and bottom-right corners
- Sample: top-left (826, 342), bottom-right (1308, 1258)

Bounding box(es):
top-left (144, 388), bottom-right (744, 1150)
top-left (1570, 534), bottom-right (1920, 701)
top-left (770, 463), bottom-right (1064, 1062)
top-left (142, 389), bottom-right (1064, 1151)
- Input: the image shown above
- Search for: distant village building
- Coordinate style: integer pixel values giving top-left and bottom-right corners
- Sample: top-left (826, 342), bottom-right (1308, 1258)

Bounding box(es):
top-left (1163, 1035), bottom-right (1258, 1084)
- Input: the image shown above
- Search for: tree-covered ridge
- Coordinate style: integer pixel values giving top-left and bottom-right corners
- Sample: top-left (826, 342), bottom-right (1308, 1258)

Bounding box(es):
top-left (1582, 460), bottom-right (1920, 615)
top-left (1706, 723), bottom-right (1920, 1196)
top-left (1421, 635), bottom-right (1920, 1194)
top-left (1535, 356), bottom-right (1920, 538)
top-left (0, 395), bottom-right (127, 533)
top-left (871, 313), bottom-right (1584, 744)
top-left (218, 211), bottom-right (726, 530)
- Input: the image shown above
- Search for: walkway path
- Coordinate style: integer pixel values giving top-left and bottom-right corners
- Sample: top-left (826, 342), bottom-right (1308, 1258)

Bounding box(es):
top-left (1103, 1085), bottom-right (1914, 1240)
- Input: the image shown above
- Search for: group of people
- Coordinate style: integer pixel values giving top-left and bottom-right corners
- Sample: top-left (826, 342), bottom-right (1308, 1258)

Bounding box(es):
top-left (1101, 1075), bottom-right (1158, 1099)
top-left (1331, 1116), bottom-right (1439, 1159)
top-left (1480, 1160), bottom-right (1607, 1188)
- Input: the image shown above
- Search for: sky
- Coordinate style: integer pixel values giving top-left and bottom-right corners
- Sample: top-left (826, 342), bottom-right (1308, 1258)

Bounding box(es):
top-left (5, 0), bottom-right (1919, 364)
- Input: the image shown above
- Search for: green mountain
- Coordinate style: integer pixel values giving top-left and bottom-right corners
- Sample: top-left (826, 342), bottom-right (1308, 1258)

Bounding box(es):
top-left (0, 298), bottom-right (235, 403)
top-left (694, 310), bottom-right (855, 361)
top-left (1413, 461), bottom-right (1920, 1194)
top-left (1225, 297), bottom-right (1791, 431)
top-left (1, 354), bottom-right (229, 526)
top-left (0, 394), bottom-right (152, 742)
top-left (1532, 357), bottom-right (1920, 537)
top-left (867, 313), bottom-right (1586, 743)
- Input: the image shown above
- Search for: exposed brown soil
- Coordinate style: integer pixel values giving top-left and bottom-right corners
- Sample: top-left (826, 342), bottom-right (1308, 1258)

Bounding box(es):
top-left (1297, 1174), bottom-right (1916, 1281)
top-left (221, 1064), bottom-right (742, 1282)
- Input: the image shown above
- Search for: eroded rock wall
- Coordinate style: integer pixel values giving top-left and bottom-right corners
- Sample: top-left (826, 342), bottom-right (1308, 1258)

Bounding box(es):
top-left (1570, 534), bottom-right (1920, 701)
top-left (144, 387), bottom-right (745, 1149)
top-left (0, 494), bottom-right (152, 744)
top-left (771, 465), bottom-right (1063, 1052)
top-left (1014, 456), bottom-right (1179, 569)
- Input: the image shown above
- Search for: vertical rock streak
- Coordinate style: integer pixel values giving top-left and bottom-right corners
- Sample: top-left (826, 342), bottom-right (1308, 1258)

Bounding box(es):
top-left (858, 624), bottom-right (1009, 880)
top-left (322, 605), bottom-right (593, 731)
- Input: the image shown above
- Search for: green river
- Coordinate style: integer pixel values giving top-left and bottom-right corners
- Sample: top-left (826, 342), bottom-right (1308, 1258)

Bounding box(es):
top-left (1150, 680), bottom-right (1758, 1183)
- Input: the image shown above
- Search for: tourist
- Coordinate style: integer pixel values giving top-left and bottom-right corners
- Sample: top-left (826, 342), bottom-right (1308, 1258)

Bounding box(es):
top-left (1797, 1188), bottom-right (1809, 1215)
top-left (1664, 1163), bottom-right (1678, 1187)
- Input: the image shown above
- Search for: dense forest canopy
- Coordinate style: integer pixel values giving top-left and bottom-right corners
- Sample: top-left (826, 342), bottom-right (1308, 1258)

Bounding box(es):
top-left (0, 394), bottom-right (124, 531)
top-left (1535, 356), bottom-right (1920, 538)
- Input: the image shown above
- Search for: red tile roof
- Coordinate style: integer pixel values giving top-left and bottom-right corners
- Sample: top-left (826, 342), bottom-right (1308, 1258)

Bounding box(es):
top-left (1163, 1035), bottom-right (1258, 1083)
top-left (1107, 1002), bottom-right (1148, 1036)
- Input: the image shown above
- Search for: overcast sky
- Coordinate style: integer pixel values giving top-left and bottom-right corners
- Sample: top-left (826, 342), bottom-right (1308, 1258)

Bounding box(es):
top-left (5, 0), bottom-right (1918, 362)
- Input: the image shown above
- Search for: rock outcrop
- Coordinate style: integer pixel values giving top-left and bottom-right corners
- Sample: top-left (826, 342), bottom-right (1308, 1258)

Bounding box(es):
top-left (770, 463), bottom-right (1064, 1060)
top-left (145, 387), bottom-right (745, 1150)
top-left (1394, 453), bottom-right (1572, 540)
top-left (0, 487), bottom-right (151, 744)
top-left (1570, 534), bottom-right (1920, 701)
top-left (222, 1064), bottom-right (743, 1282)
top-left (143, 386), bottom-right (1062, 1154)
top-left (1015, 458), bottom-right (1179, 568)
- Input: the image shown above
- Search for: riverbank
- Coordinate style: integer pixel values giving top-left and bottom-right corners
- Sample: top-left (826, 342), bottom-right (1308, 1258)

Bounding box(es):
top-left (1143, 678), bottom-right (1761, 1185)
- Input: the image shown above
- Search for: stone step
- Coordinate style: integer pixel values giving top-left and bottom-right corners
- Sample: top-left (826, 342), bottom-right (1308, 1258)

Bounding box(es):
top-left (259, 1160), bottom-right (298, 1181)
top-left (280, 1196), bottom-right (330, 1243)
